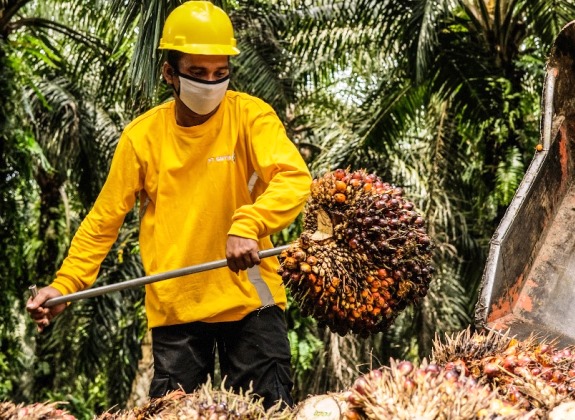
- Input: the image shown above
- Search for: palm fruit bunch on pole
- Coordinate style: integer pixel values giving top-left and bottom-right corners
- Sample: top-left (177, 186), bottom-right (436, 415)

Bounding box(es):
top-left (278, 168), bottom-right (434, 336)
top-left (431, 328), bottom-right (575, 413)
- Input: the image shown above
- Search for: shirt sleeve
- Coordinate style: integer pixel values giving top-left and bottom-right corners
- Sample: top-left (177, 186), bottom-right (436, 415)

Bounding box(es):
top-left (51, 133), bottom-right (143, 295)
top-left (228, 109), bottom-right (312, 240)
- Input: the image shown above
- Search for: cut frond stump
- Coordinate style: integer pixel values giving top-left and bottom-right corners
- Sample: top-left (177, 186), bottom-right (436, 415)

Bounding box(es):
top-left (292, 393), bottom-right (348, 419)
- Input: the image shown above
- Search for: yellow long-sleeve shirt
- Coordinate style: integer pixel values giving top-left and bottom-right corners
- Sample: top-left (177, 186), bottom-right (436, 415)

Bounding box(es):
top-left (51, 91), bottom-right (312, 328)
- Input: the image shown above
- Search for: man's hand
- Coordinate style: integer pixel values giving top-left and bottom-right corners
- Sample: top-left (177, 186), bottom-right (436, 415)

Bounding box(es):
top-left (26, 286), bottom-right (66, 332)
top-left (226, 235), bottom-right (260, 274)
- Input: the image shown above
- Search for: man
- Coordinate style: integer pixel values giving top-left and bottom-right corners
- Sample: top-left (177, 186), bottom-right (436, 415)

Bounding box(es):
top-left (26, 0), bottom-right (312, 410)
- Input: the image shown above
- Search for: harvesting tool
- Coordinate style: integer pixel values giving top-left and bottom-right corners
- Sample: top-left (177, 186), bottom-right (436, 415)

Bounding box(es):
top-left (36, 245), bottom-right (290, 308)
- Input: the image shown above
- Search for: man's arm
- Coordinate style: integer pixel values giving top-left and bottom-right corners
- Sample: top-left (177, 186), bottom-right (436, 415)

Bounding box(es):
top-left (27, 133), bottom-right (143, 328)
top-left (51, 133), bottom-right (143, 295)
top-left (228, 109), bottom-right (312, 243)
top-left (226, 107), bottom-right (311, 273)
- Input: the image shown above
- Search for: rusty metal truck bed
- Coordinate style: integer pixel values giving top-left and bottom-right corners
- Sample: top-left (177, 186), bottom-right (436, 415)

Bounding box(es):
top-left (475, 21), bottom-right (575, 347)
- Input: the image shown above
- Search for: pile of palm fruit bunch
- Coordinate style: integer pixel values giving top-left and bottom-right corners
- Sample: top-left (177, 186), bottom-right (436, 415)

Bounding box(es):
top-left (0, 400), bottom-right (76, 419)
top-left (431, 328), bottom-right (575, 414)
top-left (277, 168), bottom-right (434, 336)
top-left (95, 380), bottom-right (291, 419)
top-left (342, 359), bottom-right (524, 419)
top-left (339, 328), bottom-right (575, 419)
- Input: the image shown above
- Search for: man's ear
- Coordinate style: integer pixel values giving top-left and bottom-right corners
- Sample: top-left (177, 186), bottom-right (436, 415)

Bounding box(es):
top-left (162, 62), bottom-right (175, 85)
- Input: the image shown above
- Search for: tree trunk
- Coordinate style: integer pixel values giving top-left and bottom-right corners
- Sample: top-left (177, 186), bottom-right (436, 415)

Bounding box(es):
top-left (126, 329), bottom-right (153, 408)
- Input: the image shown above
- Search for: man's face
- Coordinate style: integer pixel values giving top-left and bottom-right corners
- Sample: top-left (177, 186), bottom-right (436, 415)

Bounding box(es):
top-left (164, 54), bottom-right (230, 85)
top-left (162, 54), bottom-right (231, 119)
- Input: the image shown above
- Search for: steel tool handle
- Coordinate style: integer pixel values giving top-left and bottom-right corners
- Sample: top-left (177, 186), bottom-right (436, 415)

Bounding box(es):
top-left (41, 245), bottom-right (290, 308)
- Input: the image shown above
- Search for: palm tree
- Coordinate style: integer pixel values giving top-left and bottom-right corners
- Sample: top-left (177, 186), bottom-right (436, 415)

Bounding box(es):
top-left (1, 0), bottom-right (151, 414)
top-left (281, 0), bottom-right (575, 385)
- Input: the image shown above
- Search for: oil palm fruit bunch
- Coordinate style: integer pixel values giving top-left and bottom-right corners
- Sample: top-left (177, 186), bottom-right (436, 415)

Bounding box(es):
top-left (278, 168), bottom-right (434, 336)
top-left (342, 359), bottom-right (525, 419)
top-left (0, 401), bottom-right (76, 419)
top-left (95, 381), bottom-right (292, 419)
top-left (432, 328), bottom-right (575, 412)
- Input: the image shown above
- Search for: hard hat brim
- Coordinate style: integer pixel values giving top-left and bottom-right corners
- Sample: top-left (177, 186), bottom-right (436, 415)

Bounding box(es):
top-left (159, 43), bottom-right (240, 56)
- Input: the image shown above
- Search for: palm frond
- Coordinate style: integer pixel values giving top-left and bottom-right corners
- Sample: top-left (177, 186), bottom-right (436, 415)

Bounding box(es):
top-left (494, 145), bottom-right (524, 206)
top-left (229, 0), bottom-right (296, 115)
top-left (404, 0), bottom-right (457, 83)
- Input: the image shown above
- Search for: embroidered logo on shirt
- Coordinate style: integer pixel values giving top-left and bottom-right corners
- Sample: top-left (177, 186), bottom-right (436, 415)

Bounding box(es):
top-left (207, 153), bottom-right (236, 163)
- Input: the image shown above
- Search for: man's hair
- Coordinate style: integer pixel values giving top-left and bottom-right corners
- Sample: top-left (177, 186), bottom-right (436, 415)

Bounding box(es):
top-left (167, 50), bottom-right (183, 72)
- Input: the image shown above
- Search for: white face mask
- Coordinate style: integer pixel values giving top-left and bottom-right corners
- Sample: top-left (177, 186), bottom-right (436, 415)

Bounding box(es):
top-left (176, 74), bottom-right (230, 116)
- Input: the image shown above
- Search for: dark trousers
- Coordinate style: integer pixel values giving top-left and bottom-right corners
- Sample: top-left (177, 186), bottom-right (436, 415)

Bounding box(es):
top-left (149, 305), bottom-right (294, 409)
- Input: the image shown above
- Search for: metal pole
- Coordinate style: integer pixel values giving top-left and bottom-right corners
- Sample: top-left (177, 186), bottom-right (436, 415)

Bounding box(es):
top-left (42, 245), bottom-right (290, 308)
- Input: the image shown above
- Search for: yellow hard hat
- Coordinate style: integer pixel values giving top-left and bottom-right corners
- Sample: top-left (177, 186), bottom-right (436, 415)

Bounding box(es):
top-left (158, 1), bottom-right (240, 55)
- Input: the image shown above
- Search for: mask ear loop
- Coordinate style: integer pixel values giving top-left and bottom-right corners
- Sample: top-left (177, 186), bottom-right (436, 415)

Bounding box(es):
top-left (228, 60), bottom-right (234, 88)
top-left (171, 67), bottom-right (182, 96)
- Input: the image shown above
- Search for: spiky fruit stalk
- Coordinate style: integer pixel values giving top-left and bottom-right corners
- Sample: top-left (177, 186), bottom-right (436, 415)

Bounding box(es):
top-left (94, 380), bottom-right (292, 419)
top-left (0, 401), bottom-right (76, 419)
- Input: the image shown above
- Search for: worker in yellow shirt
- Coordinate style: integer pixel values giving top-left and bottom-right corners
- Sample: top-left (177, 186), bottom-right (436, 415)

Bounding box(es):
top-left (26, 1), bottom-right (312, 409)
